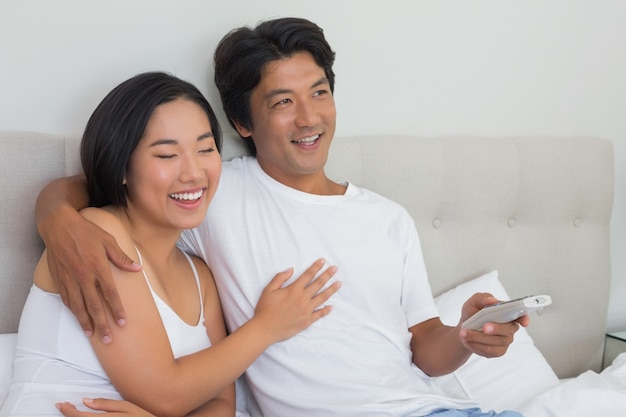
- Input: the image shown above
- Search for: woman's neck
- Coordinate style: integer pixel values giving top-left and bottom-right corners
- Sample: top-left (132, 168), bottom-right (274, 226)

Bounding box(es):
top-left (105, 205), bottom-right (183, 266)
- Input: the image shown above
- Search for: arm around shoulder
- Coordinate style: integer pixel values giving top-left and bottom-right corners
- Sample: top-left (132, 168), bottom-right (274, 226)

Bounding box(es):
top-left (35, 174), bottom-right (139, 343)
top-left (35, 174), bottom-right (89, 240)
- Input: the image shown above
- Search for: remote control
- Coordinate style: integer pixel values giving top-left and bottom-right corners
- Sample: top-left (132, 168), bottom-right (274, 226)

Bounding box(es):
top-left (461, 294), bottom-right (552, 331)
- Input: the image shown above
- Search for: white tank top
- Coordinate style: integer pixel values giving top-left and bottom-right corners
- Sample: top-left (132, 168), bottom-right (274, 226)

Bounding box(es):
top-left (135, 247), bottom-right (210, 357)
top-left (0, 248), bottom-right (211, 416)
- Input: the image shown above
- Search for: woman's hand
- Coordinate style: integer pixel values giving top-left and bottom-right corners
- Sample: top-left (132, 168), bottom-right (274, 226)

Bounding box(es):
top-left (254, 258), bottom-right (341, 342)
top-left (56, 398), bottom-right (155, 417)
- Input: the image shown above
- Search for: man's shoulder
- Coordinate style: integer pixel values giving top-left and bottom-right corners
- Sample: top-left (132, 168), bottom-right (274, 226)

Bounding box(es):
top-left (222, 155), bottom-right (254, 168)
top-left (220, 155), bottom-right (260, 184)
top-left (350, 183), bottom-right (403, 206)
top-left (349, 183), bottom-right (414, 221)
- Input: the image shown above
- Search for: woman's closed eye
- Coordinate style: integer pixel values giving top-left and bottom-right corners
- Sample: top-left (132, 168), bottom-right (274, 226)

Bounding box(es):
top-left (198, 147), bottom-right (216, 154)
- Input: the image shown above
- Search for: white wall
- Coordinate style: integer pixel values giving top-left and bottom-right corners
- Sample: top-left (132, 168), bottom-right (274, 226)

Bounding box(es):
top-left (2, 0), bottom-right (625, 330)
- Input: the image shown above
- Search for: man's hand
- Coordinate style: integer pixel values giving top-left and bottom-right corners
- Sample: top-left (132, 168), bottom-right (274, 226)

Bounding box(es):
top-left (39, 202), bottom-right (140, 344)
top-left (57, 398), bottom-right (155, 417)
top-left (458, 293), bottom-right (529, 358)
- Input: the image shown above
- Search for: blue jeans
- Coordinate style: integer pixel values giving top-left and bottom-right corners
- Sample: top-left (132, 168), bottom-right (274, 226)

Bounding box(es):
top-left (424, 408), bottom-right (523, 417)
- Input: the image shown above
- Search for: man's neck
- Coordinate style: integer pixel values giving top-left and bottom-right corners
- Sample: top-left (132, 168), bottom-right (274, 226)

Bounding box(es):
top-left (256, 160), bottom-right (346, 196)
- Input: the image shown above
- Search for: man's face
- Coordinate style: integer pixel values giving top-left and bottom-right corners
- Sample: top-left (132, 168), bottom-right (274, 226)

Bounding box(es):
top-left (235, 52), bottom-right (337, 190)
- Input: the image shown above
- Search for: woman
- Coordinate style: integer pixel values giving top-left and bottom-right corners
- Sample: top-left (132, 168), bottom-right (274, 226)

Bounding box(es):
top-left (0, 72), bottom-right (339, 417)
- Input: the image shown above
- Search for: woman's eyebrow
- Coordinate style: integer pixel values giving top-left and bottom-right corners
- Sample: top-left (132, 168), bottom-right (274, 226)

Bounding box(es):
top-left (149, 138), bottom-right (178, 147)
top-left (197, 132), bottom-right (215, 141)
top-left (149, 132), bottom-right (214, 147)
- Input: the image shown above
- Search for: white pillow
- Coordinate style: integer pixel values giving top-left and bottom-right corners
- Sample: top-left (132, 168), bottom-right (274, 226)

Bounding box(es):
top-left (432, 271), bottom-right (560, 412)
top-left (0, 333), bottom-right (17, 406)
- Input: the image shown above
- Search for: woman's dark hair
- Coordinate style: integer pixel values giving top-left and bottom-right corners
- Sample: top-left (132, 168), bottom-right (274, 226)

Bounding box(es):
top-left (214, 17), bottom-right (335, 155)
top-left (81, 71), bottom-right (222, 207)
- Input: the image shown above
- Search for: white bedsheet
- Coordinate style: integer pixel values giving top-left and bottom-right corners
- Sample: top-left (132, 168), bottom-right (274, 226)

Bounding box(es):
top-left (2, 333), bottom-right (626, 415)
top-left (519, 352), bottom-right (626, 417)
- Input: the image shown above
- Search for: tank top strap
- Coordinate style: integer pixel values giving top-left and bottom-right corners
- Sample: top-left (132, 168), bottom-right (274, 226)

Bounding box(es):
top-left (180, 251), bottom-right (204, 312)
top-left (133, 246), bottom-right (204, 314)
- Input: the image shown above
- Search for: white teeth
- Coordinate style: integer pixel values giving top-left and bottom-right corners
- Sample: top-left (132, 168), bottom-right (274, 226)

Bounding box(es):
top-left (292, 134), bottom-right (320, 144)
top-left (169, 190), bottom-right (203, 201)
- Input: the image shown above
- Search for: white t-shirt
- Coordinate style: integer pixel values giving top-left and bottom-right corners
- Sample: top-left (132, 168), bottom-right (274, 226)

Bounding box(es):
top-left (180, 156), bottom-right (477, 417)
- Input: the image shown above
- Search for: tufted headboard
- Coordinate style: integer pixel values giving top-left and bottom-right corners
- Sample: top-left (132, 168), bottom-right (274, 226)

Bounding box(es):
top-left (325, 135), bottom-right (613, 378)
top-left (0, 132), bottom-right (613, 379)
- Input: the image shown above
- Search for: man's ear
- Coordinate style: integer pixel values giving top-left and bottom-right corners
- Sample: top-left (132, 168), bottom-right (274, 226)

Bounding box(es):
top-left (233, 119), bottom-right (252, 138)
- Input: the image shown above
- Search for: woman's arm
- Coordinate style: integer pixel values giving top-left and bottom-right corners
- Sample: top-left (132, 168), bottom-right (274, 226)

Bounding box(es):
top-left (93, 259), bottom-right (338, 417)
top-left (56, 397), bottom-right (231, 417)
top-left (77, 207), bottom-right (340, 417)
top-left (35, 174), bottom-right (139, 343)
top-left (56, 398), bottom-right (157, 417)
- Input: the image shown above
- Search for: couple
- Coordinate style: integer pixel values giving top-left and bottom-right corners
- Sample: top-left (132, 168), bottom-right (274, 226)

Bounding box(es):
top-left (4, 17), bottom-right (526, 417)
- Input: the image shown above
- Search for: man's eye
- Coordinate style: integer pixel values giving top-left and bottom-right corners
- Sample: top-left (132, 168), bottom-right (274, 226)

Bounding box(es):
top-left (199, 148), bottom-right (215, 154)
top-left (157, 154), bottom-right (176, 159)
top-left (273, 98), bottom-right (291, 107)
top-left (314, 89), bottom-right (328, 97)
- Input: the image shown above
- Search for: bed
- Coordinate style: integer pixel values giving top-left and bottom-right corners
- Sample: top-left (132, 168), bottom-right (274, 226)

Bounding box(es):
top-left (0, 132), bottom-right (622, 415)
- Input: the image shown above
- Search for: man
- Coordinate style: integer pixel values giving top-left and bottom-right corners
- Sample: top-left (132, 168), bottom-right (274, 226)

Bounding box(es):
top-left (37, 17), bottom-right (525, 417)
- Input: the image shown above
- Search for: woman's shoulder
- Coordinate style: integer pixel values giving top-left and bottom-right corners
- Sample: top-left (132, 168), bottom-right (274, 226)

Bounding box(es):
top-left (80, 206), bottom-right (125, 230)
top-left (79, 206), bottom-right (135, 258)
top-left (185, 253), bottom-right (212, 283)
top-left (80, 206), bottom-right (118, 223)
top-left (183, 252), bottom-right (218, 301)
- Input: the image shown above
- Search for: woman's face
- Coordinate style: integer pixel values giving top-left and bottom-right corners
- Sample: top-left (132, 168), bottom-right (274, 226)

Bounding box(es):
top-left (124, 98), bottom-right (221, 232)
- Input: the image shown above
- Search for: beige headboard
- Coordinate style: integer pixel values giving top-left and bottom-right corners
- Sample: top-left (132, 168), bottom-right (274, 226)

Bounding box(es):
top-left (325, 135), bottom-right (613, 379)
top-left (0, 132), bottom-right (82, 333)
top-left (0, 132), bottom-right (613, 379)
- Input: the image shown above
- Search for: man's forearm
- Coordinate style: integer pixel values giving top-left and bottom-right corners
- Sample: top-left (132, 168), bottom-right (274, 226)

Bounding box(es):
top-left (410, 319), bottom-right (471, 377)
top-left (33, 172), bottom-right (135, 341)
top-left (35, 174), bottom-right (89, 239)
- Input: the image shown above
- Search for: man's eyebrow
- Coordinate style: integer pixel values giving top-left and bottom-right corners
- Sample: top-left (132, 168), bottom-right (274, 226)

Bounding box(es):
top-left (265, 77), bottom-right (330, 100)
top-left (311, 77), bottom-right (330, 89)
top-left (148, 132), bottom-right (214, 147)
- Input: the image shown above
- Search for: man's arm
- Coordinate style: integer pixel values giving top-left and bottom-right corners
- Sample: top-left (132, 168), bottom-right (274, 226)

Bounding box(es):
top-left (35, 174), bottom-right (140, 343)
top-left (409, 293), bottom-right (529, 377)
